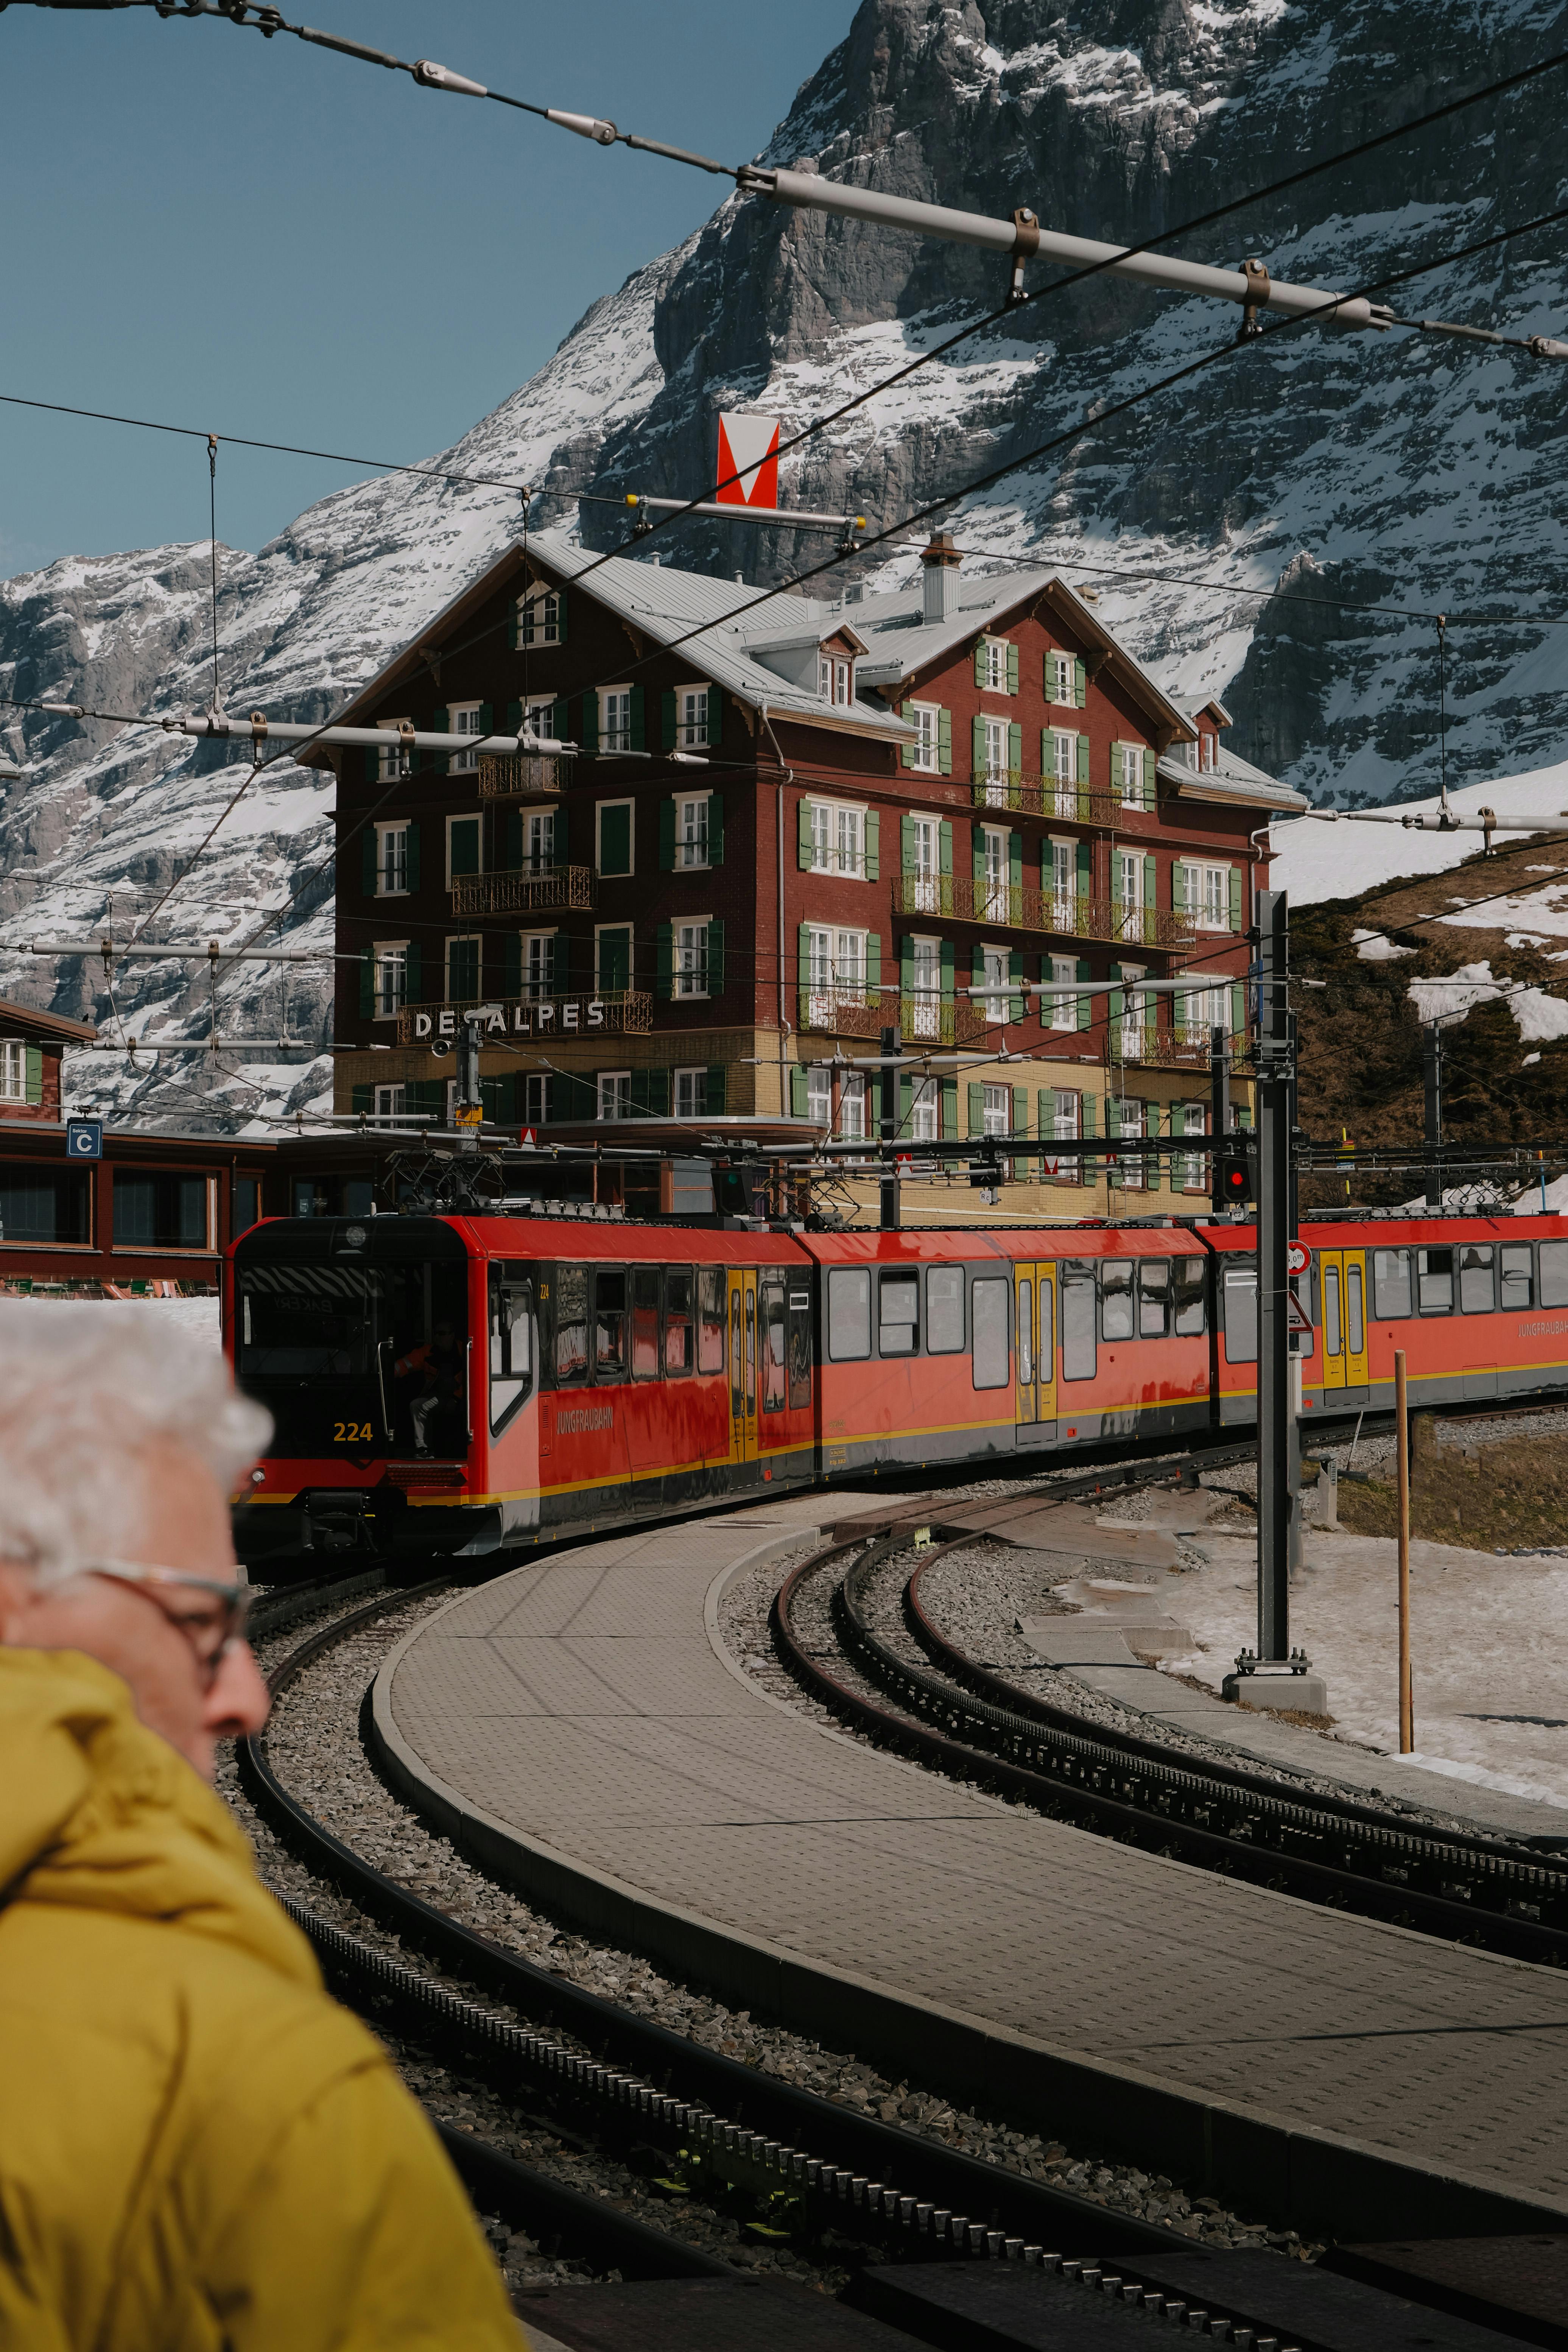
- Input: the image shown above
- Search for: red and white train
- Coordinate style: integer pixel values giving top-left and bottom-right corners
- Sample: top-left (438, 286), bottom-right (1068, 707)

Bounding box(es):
top-left (223, 1207), bottom-right (1568, 1567)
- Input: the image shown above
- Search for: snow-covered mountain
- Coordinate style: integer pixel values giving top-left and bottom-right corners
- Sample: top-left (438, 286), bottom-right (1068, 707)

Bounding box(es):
top-left (3, 0), bottom-right (1566, 1127)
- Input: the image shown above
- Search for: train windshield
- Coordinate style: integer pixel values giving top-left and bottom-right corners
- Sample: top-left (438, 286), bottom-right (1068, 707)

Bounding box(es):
top-left (236, 1257), bottom-right (470, 1459)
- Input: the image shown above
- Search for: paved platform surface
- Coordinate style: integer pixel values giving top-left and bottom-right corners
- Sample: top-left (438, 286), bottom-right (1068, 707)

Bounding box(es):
top-left (379, 1494), bottom-right (1568, 2232)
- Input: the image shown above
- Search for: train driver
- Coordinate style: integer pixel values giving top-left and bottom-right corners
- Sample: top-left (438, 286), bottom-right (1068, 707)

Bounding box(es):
top-left (394, 1319), bottom-right (464, 1458)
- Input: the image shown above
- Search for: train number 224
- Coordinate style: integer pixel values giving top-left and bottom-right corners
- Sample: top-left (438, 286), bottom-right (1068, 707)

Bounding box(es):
top-left (333, 1421), bottom-right (374, 1443)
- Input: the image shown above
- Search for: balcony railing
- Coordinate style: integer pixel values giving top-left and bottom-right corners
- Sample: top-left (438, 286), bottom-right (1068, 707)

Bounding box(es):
top-left (394, 989), bottom-right (652, 1047)
top-left (892, 874), bottom-right (1195, 951)
top-left (478, 754), bottom-right (564, 799)
top-left (1113, 1024), bottom-right (1245, 1069)
top-left (450, 865), bottom-right (594, 917)
top-left (971, 773), bottom-right (1149, 826)
top-left (798, 989), bottom-right (1000, 1045)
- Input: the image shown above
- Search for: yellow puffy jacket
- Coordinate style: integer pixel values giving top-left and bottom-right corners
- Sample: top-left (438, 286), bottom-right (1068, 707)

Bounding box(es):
top-left (0, 1646), bottom-right (521, 2350)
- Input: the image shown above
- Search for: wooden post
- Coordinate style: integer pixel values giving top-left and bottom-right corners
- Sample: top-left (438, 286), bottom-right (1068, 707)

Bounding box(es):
top-left (1395, 1348), bottom-right (1413, 1753)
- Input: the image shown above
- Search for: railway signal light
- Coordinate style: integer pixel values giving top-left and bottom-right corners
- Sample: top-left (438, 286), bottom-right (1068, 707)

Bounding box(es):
top-left (1216, 1133), bottom-right (1256, 1209)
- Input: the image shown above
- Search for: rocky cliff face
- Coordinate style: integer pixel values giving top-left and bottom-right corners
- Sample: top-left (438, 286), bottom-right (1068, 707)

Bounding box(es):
top-left (3, 0), bottom-right (1565, 1126)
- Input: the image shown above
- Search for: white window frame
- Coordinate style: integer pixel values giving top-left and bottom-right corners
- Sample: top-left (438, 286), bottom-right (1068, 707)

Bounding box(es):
top-left (805, 1065), bottom-right (831, 1127)
top-left (981, 1083), bottom-right (1010, 1138)
top-left (372, 1082), bottom-right (408, 1121)
top-left (1044, 952), bottom-right (1079, 1031)
top-left (673, 682), bottom-right (711, 750)
top-left (372, 941), bottom-right (409, 1020)
top-left (1050, 727), bottom-right (1078, 819)
top-left (523, 1072), bottom-right (551, 1126)
top-left (448, 701), bottom-right (485, 774)
top-left (375, 718), bottom-right (412, 781)
top-left (908, 702), bottom-right (939, 771)
top-left (805, 924), bottom-right (869, 1028)
top-left (595, 797), bottom-right (636, 878)
top-left (520, 808), bottom-right (555, 874)
top-left (445, 933), bottom-right (482, 1004)
top-left (1177, 1101), bottom-right (1209, 1192)
top-left (980, 823), bottom-right (1009, 921)
top-left (1046, 652), bottom-right (1074, 707)
top-left (908, 935), bottom-right (942, 1042)
top-left (836, 1070), bottom-right (867, 1142)
top-left (522, 693), bottom-right (557, 745)
top-left (0, 1039), bottom-right (25, 1101)
top-left (675, 917), bottom-right (711, 1000)
top-left (375, 821), bottom-right (410, 897)
top-left (1181, 860), bottom-right (1232, 931)
top-left (979, 714), bottom-right (1011, 792)
top-left (519, 586), bottom-right (562, 646)
top-left (909, 1075), bottom-right (939, 1142)
top-left (979, 942), bottom-right (1009, 1023)
top-left (446, 811), bottom-right (484, 886)
top-left (599, 685), bottom-right (633, 754)
top-left (1176, 983), bottom-right (1229, 1043)
top-left (1118, 962), bottom-right (1147, 1053)
top-left (676, 791), bottom-right (710, 870)
top-left (980, 636), bottom-right (1011, 693)
top-left (1048, 836), bottom-right (1075, 924)
top-left (1118, 743), bottom-right (1145, 809)
top-left (521, 930), bottom-right (556, 1001)
top-left (1113, 1096), bottom-right (1147, 1190)
top-left (598, 1070), bottom-right (631, 1122)
top-left (673, 1065), bottom-right (707, 1119)
top-left (805, 795), bottom-right (869, 878)
top-left (817, 653), bottom-right (854, 707)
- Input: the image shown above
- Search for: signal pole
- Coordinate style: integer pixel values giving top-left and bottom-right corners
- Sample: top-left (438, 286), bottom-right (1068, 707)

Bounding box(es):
top-left (880, 1025), bottom-right (901, 1231)
top-left (1209, 1024), bottom-right (1230, 1211)
top-left (1256, 890), bottom-right (1292, 1664)
top-left (1423, 1022), bottom-right (1444, 1208)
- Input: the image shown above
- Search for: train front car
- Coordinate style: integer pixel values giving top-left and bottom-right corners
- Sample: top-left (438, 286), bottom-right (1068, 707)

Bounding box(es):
top-left (226, 1211), bottom-right (503, 1570)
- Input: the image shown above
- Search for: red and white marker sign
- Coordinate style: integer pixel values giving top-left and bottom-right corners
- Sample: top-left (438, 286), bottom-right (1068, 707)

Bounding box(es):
top-left (715, 412), bottom-right (781, 508)
top-left (519, 1126), bottom-right (537, 1147)
top-left (1286, 1240), bottom-right (1311, 1275)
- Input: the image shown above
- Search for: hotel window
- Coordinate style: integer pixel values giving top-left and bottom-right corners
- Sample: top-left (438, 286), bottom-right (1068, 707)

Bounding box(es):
top-left (1116, 743), bottom-right (1145, 808)
top-left (1180, 861), bottom-right (1233, 931)
top-left (373, 944), bottom-right (408, 1018)
top-left (449, 703), bottom-right (485, 773)
top-left (522, 693), bottom-right (557, 743)
top-left (910, 1076), bottom-right (939, 1141)
top-left (837, 1071), bottom-right (867, 1142)
top-left (1176, 983), bottom-right (1228, 1042)
top-left (596, 800), bottom-right (634, 877)
top-left (600, 688), bottom-right (633, 752)
top-left (981, 1083), bottom-right (1010, 1137)
top-left (678, 794), bottom-right (709, 868)
top-left (1117, 852), bottom-right (1145, 942)
top-left (373, 1083), bottom-right (407, 1120)
top-left (1044, 953), bottom-right (1079, 1030)
top-left (978, 944), bottom-right (1009, 1022)
top-left (908, 937), bottom-right (942, 1041)
top-left (979, 637), bottom-right (1014, 693)
top-left (521, 809), bottom-right (555, 873)
top-left (675, 921), bottom-right (710, 999)
top-left (1048, 838), bottom-right (1075, 922)
top-left (1112, 1098), bottom-right (1147, 1190)
top-left (674, 1066), bottom-right (708, 1118)
top-left (376, 822), bottom-right (410, 895)
top-left (1045, 651), bottom-right (1074, 706)
top-left (980, 825), bottom-right (1009, 920)
top-left (0, 1039), bottom-right (25, 1101)
top-left (674, 684), bottom-right (710, 748)
top-left (447, 814), bottom-right (482, 884)
top-left (806, 1065), bottom-right (831, 1126)
top-left (524, 1072), bottom-right (552, 1126)
top-left (817, 654), bottom-right (853, 706)
top-left (598, 1071), bottom-right (631, 1121)
top-left (803, 799), bottom-right (865, 877)
top-left (521, 932), bottom-right (555, 1000)
top-left (1048, 727), bottom-right (1078, 817)
top-left (520, 587), bottom-right (563, 646)
top-left (1176, 1103), bottom-right (1208, 1191)
top-left (908, 703), bottom-right (939, 770)
top-left (376, 719), bottom-right (411, 780)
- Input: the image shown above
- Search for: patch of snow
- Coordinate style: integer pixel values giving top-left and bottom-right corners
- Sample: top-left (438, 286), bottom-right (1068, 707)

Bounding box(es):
top-left (1350, 927), bottom-right (1414, 960)
top-left (1272, 758), bottom-right (1568, 907)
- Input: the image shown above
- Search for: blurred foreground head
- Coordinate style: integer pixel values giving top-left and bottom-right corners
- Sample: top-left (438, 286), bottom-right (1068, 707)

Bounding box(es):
top-left (0, 1304), bottom-right (273, 1776)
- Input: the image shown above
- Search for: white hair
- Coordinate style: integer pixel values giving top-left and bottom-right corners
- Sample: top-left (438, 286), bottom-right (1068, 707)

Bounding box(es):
top-left (0, 1304), bottom-right (271, 1590)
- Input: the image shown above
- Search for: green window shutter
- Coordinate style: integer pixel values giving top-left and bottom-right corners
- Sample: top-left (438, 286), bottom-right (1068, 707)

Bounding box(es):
top-left (406, 822), bottom-right (421, 893)
top-left (1074, 841), bottom-right (1092, 905)
top-left (971, 714), bottom-right (987, 778)
top-left (973, 642), bottom-right (987, 688)
top-left (966, 1082), bottom-right (984, 1138)
top-left (362, 827), bottom-right (378, 898)
top-left (509, 599), bottom-right (521, 652)
top-left (629, 1069), bottom-right (651, 1118)
top-left (351, 1083), bottom-right (373, 1117)
top-left (506, 699), bottom-right (521, 736)
top-left (1009, 829), bottom-right (1023, 889)
top-left (552, 695), bottom-right (570, 741)
top-left (940, 1075), bottom-right (958, 1136)
top-left (359, 953), bottom-right (374, 1018)
top-left (1038, 1089), bottom-right (1052, 1163)
top-left (1009, 949), bottom-right (1024, 1021)
top-left (707, 686), bottom-right (724, 746)
top-left (1110, 738), bottom-right (1124, 793)
top-left (790, 1064), bottom-right (808, 1117)
top-left (705, 1063), bottom-right (727, 1114)
top-left (598, 803), bottom-right (631, 876)
top-left (1231, 982), bottom-right (1246, 1040)
top-left (23, 1045), bottom-right (41, 1107)
top-left (1006, 642), bottom-right (1019, 695)
top-left (1143, 853), bottom-right (1157, 924)
top-left (598, 927), bottom-right (631, 995)
top-left (797, 922), bottom-right (812, 991)
top-left (707, 790), bottom-right (724, 866)
top-left (409, 1079), bottom-right (443, 1120)
top-left (900, 1071), bottom-right (914, 1127)
top-left (1008, 720), bottom-right (1022, 776)
top-left (580, 693), bottom-right (599, 752)
top-left (655, 921), bottom-right (673, 1001)
top-left (900, 700), bottom-right (916, 770)
top-left (405, 942), bottom-right (422, 1004)
top-left (659, 798), bottom-right (675, 871)
top-left (798, 797), bottom-right (814, 868)
top-left (477, 702), bottom-right (493, 738)
top-left (1040, 728), bottom-right (1054, 781)
top-left (900, 934), bottom-right (915, 995)
top-left (864, 933), bottom-right (880, 997)
top-left (1229, 867), bottom-right (1243, 931)
top-left (449, 816), bottom-right (481, 878)
top-left (503, 932), bottom-right (522, 996)
top-left (363, 747), bottom-right (379, 783)
top-left (1172, 860), bottom-right (1187, 913)
top-left (1108, 963), bottom-right (1124, 1033)
top-left (1076, 955), bottom-right (1092, 1032)
top-left (555, 590), bottom-right (568, 645)
top-left (939, 819), bottom-right (953, 877)
top-left (1081, 1092), bottom-right (1097, 1138)
top-left (902, 812), bottom-right (917, 874)
top-left (661, 690), bottom-right (677, 752)
top-left (1012, 1084), bottom-right (1028, 1148)
top-left (1076, 732), bottom-right (1090, 784)
top-left (1145, 1101), bottom-right (1162, 1193)
top-left (1074, 658), bottom-right (1086, 709)
top-left (1110, 857), bottom-right (1123, 908)
top-left (500, 808), bottom-right (519, 871)
top-left (628, 686), bottom-right (645, 752)
top-left (937, 707), bottom-right (952, 775)
top-left (864, 809), bottom-right (879, 881)
top-left (972, 827), bottom-right (987, 885)
top-left (1143, 745), bottom-right (1156, 804)
top-left (706, 918), bottom-right (725, 996)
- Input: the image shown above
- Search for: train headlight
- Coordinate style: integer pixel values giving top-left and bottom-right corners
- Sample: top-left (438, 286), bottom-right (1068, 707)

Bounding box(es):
top-left (343, 1223), bottom-right (368, 1249)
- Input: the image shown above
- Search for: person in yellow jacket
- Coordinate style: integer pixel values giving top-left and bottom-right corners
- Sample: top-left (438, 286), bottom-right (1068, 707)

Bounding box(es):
top-left (0, 1303), bottom-right (522, 2349)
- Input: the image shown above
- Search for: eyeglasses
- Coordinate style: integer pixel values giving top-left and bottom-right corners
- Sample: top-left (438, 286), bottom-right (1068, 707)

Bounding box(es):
top-left (84, 1559), bottom-right (252, 1686)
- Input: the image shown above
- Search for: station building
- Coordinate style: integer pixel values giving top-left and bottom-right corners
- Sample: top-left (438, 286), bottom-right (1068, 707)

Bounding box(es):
top-left (316, 531), bottom-right (1300, 1216)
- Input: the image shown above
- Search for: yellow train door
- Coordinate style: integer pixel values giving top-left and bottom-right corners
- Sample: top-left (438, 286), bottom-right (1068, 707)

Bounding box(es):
top-left (728, 1269), bottom-right (758, 1464)
top-left (1319, 1249), bottom-right (1369, 1396)
top-left (1015, 1262), bottom-right (1058, 1436)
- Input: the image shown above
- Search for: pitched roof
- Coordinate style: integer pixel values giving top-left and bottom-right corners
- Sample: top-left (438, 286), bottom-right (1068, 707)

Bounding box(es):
top-left (1168, 691), bottom-right (1236, 727)
top-left (1155, 747), bottom-right (1307, 813)
top-left (0, 996), bottom-right (98, 1044)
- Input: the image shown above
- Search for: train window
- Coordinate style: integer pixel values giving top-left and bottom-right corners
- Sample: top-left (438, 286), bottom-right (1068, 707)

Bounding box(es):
top-left (595, 1268), bottom-right (628, 1378)
top-left (555, 1265), bottom-right (589, 1383)
top-left (762, 1279), bottom-right (788, 1411)
top-left (972, 1278), bottom-right (1009, 1389)
top-left (1460, 1244), bottom-right (1495, 1314)
top-left (1373, 1248), bottom-right (1412, 1319)
top-left (1347, 1263), bottom-right (1365, 1357)
top-left (1323, 1265), bottom-right (1342, 1358)
top-left (1017, 1280), bottom-right (1033, 1385)
top-left (879, 1272), bottom-right (920, 1356)
top-left (788, 1289), bottom-right (812, 1410)
top-left (1060, 1262), bottom-right (1095, 1380)
top-left (631, 1267), bottom-right (662, 1377)
top-left (1500, 1243), bottom-right (1534, 1309)
top-left (828, 1268), bottom-right (872, 1360)
top-left (731, 1290), bottom-right (744, 1414)
top-left (927, 1266), bottom-right (965, 1354)
top-left (1222, 1265), bottom-right (1257, 1364)
top-left (488, 1264), bottom-right (534, 1434)
top-left (1172, 1257), bottom-right (1206, 1336)
top-left (698, 1266), bottom-right (726, 1372)
top-left (1137, 1261), bottom-right (1170, 1338)
top-left (1542, 1241), bottom-right (1568, 1308)
top-left (1417, 1247), bottom-right (1454, 1314)
top-left (1100, 1260), bottom-right (1134, 1343)
top-left (665, 1269), bottom-right (693, 1374)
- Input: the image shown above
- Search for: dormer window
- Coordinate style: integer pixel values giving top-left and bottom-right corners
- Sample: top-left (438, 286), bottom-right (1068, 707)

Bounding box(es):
top-left (519, 586), bottom-right (565, 646)
top-left (818, 654), bottom-right (853, 707)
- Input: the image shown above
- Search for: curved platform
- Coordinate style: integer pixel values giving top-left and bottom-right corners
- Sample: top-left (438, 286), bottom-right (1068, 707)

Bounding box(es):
top-left (372, 1498), bottom-right (1568, 2244)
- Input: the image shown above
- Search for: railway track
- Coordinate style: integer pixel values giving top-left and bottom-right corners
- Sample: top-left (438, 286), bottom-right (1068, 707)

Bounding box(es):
top-left (769, 1520), bottom-right (1568, 1970)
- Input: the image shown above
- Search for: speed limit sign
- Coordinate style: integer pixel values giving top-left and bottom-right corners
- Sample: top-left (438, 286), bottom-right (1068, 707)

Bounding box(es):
top-left (1286, 1240), bottom-right (1311, 1275)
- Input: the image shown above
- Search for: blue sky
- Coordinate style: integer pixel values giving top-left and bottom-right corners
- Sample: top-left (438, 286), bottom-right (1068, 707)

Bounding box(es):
top-left (0, 0), bottom-right (855, 573)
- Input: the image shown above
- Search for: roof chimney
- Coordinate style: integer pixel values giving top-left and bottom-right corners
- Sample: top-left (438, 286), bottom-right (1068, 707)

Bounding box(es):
top-left (920, 531), bottom-right (961, 625)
